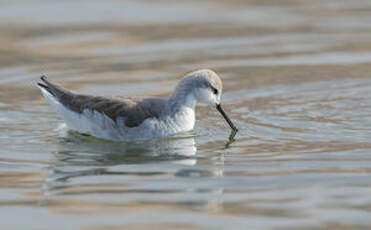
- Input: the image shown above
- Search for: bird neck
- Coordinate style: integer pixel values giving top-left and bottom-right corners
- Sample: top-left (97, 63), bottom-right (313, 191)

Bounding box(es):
top-left (166, 92), bottom-right (196, 132)
top-left (168, 87), bottom-right (197, 113)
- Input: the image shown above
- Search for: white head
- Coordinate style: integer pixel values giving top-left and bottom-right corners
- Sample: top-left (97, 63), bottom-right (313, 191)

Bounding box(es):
top-left (171, 69), bottom-right (238, 132)
top-left (174, 69), bottom-right (223, 107)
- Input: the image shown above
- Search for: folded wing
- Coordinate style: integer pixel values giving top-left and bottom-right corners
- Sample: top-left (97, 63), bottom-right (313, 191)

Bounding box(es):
top-left (37, 76), bottom-right (165, 127)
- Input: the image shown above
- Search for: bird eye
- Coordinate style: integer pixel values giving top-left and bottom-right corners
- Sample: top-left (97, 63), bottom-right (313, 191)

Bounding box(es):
top-left (212, 87), bottom-right (218, 95)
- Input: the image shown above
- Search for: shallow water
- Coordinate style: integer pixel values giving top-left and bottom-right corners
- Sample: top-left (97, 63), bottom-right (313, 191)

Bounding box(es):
top-left (1, 0), bottom-right (371, 229)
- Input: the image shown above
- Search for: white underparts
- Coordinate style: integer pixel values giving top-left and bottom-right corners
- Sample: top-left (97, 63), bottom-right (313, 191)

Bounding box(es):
top-left (39, 87), bottom-right (196, 141)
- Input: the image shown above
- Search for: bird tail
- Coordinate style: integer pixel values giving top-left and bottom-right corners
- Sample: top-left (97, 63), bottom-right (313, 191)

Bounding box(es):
top-left (36, 75), bottom-right (67, 98)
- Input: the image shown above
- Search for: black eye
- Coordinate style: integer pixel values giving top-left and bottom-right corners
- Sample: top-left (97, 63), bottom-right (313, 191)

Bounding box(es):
top-left (212, 87), bottom-right (218, 95)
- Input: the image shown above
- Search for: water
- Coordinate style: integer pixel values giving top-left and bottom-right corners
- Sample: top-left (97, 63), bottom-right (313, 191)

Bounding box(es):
top-left (1, 0), bottom-right (371, 229)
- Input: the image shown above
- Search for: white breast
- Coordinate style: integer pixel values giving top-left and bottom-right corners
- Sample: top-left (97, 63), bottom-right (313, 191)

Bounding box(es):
top-left (143, 106), bottom-right (195, 138)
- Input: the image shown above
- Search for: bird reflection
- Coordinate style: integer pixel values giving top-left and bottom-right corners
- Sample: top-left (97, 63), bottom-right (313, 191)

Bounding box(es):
top-left (43, 130), bottom-right (199, 194)
top-left (42, 130), bottom-right (226, 214)
top-left (56, 130), bottom-right (198, 165)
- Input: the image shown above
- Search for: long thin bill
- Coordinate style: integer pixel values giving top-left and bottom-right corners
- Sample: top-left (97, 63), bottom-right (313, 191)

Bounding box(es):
top-left (216, 104), bottom-right (238, 132)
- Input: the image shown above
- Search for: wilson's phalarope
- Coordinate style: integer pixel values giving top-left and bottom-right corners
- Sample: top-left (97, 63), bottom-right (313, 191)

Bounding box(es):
top-left (37, 69), bottom-right (238, 142)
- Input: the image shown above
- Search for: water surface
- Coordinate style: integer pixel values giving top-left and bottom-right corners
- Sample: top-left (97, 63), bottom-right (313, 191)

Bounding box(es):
top-left (1, 0), bottom-right (371, 229)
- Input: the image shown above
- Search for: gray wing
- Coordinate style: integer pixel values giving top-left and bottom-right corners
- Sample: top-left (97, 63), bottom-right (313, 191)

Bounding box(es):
top-left (37, 76), bottom-right (167, 127)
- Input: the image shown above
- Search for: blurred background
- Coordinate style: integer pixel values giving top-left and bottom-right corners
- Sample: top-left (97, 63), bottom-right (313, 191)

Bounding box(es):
top-left (1, 0), bottom-right (371, 229)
